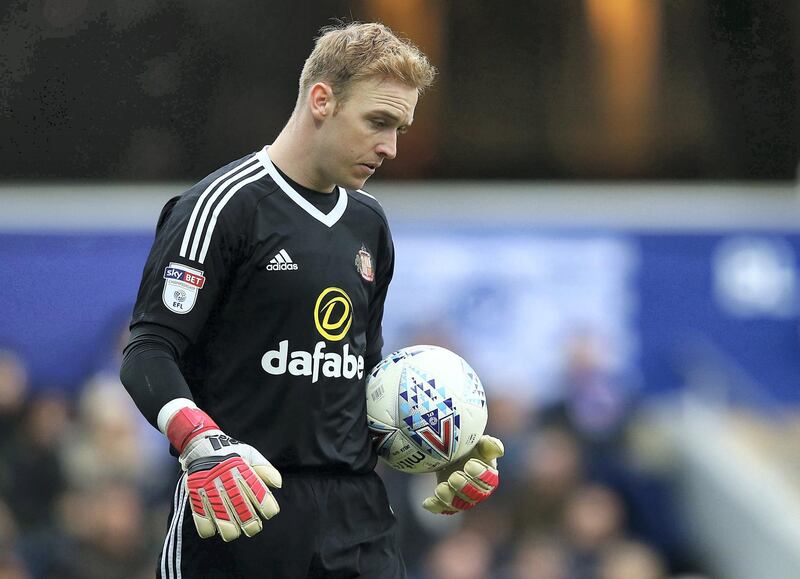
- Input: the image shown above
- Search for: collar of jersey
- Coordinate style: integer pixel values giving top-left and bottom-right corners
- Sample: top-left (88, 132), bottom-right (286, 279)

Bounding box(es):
top-left (256, 147), bottom-right (348, 228)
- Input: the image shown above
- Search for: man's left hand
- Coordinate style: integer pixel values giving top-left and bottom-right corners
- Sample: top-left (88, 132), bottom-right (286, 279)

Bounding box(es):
top-left (422, 435), bottom-right (504, 515)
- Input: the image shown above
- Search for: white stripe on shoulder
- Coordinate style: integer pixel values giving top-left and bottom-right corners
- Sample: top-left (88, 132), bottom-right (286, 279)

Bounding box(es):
top-left (189, 160), bottom-right (263, 262)
top-left (197, 166), bottom-right (269, 264)
top-left (356, 188), bottom-right (378, 201)
top-left (179, 157), bottom-right (259, 261)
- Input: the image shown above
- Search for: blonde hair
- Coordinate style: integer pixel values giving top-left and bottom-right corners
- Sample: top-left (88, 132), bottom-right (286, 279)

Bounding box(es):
top-left (298, 21), bottom-right (436, 103)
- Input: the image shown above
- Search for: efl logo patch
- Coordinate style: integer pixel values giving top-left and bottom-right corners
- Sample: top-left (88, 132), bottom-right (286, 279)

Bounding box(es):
top-left (162, 262), bottom-right (205, 314)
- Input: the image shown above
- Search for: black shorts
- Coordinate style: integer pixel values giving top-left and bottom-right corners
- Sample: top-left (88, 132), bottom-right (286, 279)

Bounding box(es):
top-left (157, 470), bottom-right (405, 579)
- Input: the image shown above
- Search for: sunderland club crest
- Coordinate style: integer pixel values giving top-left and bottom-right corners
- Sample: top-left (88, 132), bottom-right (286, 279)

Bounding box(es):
top-left (355, 244), bottom-right (374, 282)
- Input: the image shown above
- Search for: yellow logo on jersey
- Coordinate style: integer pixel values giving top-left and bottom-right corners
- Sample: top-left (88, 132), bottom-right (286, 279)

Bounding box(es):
top-left (314, 287), bottom-right (353, 341)
top-left (261, 287), bottom-right (361, 381)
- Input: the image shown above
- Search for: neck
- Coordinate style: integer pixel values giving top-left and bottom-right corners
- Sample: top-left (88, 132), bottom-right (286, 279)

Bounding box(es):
top-left (269, 118), bottom-right (333, 193)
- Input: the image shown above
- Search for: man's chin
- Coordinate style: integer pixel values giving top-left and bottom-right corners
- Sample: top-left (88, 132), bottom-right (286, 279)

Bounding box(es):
top-left (343, 176), bottom-right (370, 190)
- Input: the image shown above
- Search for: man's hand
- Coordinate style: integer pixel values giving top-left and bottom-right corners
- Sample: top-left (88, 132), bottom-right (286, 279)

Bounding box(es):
top-left (167, 406), bottom-right (282, 542)
top-left (422, 435), bottom-right (504, 515)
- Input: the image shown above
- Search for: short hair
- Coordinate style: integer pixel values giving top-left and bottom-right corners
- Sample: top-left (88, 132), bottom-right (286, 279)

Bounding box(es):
top-left (298, 21), bottom-right (436, 103)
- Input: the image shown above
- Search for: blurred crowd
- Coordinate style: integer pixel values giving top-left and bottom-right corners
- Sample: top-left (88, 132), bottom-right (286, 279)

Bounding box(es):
top-left (382, 332), bottom-right (710, 579)
top-left (0, 326), bottom-right (713, 579)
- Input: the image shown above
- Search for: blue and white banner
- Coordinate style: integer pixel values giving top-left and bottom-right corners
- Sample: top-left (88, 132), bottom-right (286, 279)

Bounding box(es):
top-left (1, 228), bottom-right (799, 406)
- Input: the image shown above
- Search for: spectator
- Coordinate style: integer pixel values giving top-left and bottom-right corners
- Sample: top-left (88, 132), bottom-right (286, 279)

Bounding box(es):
top-left (57, 483), bottom-right (152, 579)
top-left (541, 330), bottom-right (633, 454)
top-left (502, 534), bottom-right (569, 579)
top-left (0, 551), bottom-right (30, 579)
top-left (424, 529), bottom-right (494, 579)
top-left (562, 484), bottom-right (626, 579)
top-left (505, 427), bottom-right (584, 538)
top-left (0, 500), bottom-right (17, 548)
top-left (1, 394), bottom-right (68, 532)
top-left (485, 395), bottom-right (537, 485)
top-left (0, 351), bottom-right (28, 470)
top-left (61, 373), bottom-right (169, 495)
top-left (598, 539), bottom-right (667, 579)
top-left (0, 499), bottom-right (29, 579)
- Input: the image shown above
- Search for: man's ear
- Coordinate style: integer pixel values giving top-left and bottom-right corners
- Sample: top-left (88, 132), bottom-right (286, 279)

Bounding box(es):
top-left (308, 82), bottom-right (335, 121)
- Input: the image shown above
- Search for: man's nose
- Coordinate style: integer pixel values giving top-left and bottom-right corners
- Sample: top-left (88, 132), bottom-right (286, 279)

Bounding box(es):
top-left (376, 132), bottom-right (397, 160)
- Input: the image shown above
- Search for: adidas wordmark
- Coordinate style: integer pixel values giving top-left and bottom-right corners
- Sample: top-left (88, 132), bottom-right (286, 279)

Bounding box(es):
top-left (266, 249), bottom-right (298, 271)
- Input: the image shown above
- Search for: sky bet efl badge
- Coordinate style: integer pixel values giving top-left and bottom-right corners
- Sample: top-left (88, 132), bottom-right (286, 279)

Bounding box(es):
top-left (162, 262), bottom-right (205, 314)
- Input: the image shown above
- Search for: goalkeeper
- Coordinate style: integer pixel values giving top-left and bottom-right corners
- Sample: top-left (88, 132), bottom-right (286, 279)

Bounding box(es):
top-left (120, 21), bottom-right (502, 579)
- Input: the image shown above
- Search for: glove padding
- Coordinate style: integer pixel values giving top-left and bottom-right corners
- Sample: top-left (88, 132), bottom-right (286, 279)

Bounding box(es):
top-left (166, 406), bottom-right (281, 542)
top-left (422, 435), bottom-right (504, 515)
top-left (180, 430), bottom-right (282, 542)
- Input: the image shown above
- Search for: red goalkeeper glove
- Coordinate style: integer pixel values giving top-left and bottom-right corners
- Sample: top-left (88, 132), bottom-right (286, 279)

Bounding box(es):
top-left (166, 405), bottom-right (282, 542)
top-left (422, 435), bottom-right (504, 515)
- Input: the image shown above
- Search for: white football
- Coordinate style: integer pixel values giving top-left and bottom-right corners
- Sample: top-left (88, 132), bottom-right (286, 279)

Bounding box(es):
top-left (366, 345), bottom-right (488, 473)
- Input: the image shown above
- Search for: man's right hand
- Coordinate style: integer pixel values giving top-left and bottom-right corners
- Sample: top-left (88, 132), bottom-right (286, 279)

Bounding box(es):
top-left (166, 406), bottom-right (282, 542)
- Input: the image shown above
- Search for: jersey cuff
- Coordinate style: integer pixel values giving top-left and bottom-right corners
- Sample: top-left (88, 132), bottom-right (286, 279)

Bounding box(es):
top-left (157, 398), bottom-right (198, 435)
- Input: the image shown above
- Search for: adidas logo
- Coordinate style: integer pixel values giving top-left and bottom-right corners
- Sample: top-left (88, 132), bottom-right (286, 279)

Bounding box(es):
top-left (266, 249), bottom-right (298, 271)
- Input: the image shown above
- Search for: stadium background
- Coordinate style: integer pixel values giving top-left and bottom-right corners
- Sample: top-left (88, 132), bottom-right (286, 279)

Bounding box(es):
top-left (1, 1), bottom-right (799, 578)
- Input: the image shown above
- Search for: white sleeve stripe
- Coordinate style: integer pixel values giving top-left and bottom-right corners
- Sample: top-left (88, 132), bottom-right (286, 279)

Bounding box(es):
top-left (180, 157), bottom-right (258, 258)
top-left (188, 162), bottom-right (262, 262)
top-left (179, 157), bottom-right (260, 260)
top-left (198, 167), bottom-right (269, 264)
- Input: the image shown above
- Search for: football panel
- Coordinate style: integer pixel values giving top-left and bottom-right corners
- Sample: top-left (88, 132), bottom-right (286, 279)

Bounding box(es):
top-left (395, 363), bottom-right (464, 463)
top-left (366, 356), bottom-right (405, 425)
top-left (367, 344), bottom-right (490, 473)
top-left (448, 402), bottom-right (488, 463)
top-left (367, 416), bottom-right (399, 459)
top-left (381, 431), bottom-right (449, 474)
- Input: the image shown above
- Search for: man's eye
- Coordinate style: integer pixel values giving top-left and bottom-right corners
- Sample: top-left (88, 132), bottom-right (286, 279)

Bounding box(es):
top-left (371, 119), bottom-right (386, 129)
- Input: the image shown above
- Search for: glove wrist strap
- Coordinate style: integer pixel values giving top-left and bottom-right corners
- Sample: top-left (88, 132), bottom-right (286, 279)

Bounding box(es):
top-left (166, 407), bottom-right (220, 453)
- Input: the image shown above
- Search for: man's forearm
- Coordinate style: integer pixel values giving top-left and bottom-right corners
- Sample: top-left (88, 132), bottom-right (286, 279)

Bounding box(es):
top-left (120, 327), bottom-right (194, 428)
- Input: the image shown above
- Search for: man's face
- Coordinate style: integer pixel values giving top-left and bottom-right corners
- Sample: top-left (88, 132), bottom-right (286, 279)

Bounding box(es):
top-left (316, 77), bottom-right (418, 190)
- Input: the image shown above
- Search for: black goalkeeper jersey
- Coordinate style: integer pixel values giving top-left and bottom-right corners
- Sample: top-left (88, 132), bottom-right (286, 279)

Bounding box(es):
top-left (131, 147), bottom-right (394, 474)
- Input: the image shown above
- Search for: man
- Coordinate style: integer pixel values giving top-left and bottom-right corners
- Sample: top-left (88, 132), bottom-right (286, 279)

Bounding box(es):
top-left (121, 21), bottom-right (503, 578)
